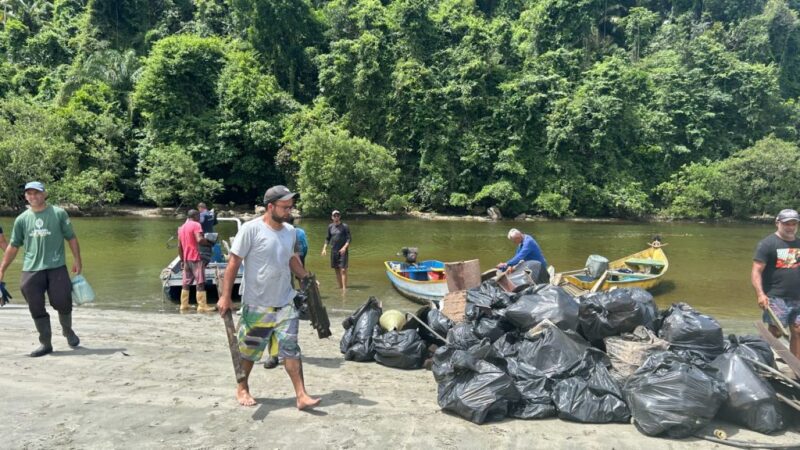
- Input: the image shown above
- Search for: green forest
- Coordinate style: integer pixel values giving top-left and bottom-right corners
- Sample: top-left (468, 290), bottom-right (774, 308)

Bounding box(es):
top-left (1, 0), bottom-right (799, 219)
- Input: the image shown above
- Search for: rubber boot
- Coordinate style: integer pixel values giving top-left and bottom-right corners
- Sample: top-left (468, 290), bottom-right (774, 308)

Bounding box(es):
top-left (58, 313), bottom-right (80, 347)
top-left (30, 317), bottom-right (53, 357)
top-left (196, 290), bottom-right (216, 313)
top-left (180, 289), bottom-right (192, 312)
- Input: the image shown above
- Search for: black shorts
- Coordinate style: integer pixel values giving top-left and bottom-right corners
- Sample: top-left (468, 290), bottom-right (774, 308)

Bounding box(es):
top-left (331, 249), bottom-right (349, 269)
top-left (20, 266), bottom-right (72, 318)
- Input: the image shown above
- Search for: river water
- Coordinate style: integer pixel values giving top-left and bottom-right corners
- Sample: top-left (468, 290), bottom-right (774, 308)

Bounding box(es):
top-left (0, 216), bottom-right (775, 332)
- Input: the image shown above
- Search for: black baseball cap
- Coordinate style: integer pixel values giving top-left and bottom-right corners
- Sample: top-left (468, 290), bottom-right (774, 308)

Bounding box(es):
top-left (776, 209), bottom-right (800, 223)
top-left (263, 185), bottom-right (299, 205)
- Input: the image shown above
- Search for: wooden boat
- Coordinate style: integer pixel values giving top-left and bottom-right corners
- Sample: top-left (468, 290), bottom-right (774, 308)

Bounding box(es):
top-left (559, 242), bottom-right (668, 292)
top-left (384, 260), bottom-right (448, 304)
top-left (160, 217), bottom-right (243, 302)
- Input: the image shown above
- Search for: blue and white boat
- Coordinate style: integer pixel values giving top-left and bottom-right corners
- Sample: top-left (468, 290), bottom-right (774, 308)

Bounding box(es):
top-left (160, 217), bottom-right (244, 302)
top-left (384, 260), bottom-right (448, 304)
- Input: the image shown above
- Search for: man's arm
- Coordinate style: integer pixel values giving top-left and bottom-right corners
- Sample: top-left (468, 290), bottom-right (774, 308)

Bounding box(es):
top-left (339, 225), bottom-right (351, 254)
top-left (506, 242), bottom-right (530, 267)
top-left (0, 234), bottom-right (7, 251)
top-left (194, 230), bottom-right (209, 246)
top-left (751, 260), bottom-right (769, 308)
top-left (68, 237), bottom-right (82, 274)
top-left (217, 253), bottom-right (242, 315)
top-left (322, 226), bottom-right (330, 255)
top-left (0, 245), bottom-right (19, 282)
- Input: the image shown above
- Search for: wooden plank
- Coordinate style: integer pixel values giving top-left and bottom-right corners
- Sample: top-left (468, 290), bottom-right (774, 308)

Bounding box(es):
top-left (755, 321), bottom-right (800, 380)
top-left (441, 291), bottom-right (467, 323)
top-left (222, 310), bottom-right (247, 384)
top-left (444, 259), bottom-right (482, 292)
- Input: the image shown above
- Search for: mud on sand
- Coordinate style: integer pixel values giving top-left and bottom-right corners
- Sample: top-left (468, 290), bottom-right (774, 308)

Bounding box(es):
top-left (0, 306), bottom-right (798, 449)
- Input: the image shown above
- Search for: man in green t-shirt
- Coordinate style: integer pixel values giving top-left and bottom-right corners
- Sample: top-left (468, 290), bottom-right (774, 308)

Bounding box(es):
top-left (0, 181), bottom-right (84, 357)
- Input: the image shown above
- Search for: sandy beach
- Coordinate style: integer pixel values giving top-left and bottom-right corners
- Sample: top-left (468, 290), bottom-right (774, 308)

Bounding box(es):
top-left (1, 306), bottom-right (798, 450)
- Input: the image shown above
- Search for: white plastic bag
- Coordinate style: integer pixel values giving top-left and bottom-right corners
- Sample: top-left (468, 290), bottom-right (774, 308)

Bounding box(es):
top-left (71, 275), bottom-right (96, 305)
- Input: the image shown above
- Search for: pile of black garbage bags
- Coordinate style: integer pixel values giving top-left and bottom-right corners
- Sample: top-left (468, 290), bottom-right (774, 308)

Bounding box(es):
top-left (339, 296), bottom-right (453, 370)
top-left (342, 280), bottom-right (792, 438)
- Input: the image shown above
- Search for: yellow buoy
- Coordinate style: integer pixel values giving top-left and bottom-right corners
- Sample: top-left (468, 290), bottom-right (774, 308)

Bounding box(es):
top-left (380, 310), bottom-right (407, 331)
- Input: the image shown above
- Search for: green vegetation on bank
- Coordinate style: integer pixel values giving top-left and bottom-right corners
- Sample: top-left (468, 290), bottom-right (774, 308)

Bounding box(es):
top-left (0, 0), bottom-right (799, 219)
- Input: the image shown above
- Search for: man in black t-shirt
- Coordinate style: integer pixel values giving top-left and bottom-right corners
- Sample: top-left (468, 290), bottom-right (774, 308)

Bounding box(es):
top-left (321, 210), bottom-right (350, 290)
top-left (752, 208), bottom-right (800, 358)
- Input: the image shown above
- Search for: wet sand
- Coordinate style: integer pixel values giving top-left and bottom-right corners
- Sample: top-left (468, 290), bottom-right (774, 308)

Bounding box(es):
top-left (0, 306), bottom-right (798, 449)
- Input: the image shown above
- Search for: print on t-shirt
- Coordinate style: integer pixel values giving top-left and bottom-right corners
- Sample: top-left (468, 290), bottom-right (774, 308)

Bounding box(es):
top-left (776, 248), bottom-right (800, 269)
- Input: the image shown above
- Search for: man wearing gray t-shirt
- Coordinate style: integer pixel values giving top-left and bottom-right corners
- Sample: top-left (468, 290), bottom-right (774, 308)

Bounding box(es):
top-left (217, 185), bottom-right (320, 409)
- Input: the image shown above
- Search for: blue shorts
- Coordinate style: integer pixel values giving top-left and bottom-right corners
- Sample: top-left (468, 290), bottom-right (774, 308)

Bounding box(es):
top-left (763, 297), bottom-right (800, 328)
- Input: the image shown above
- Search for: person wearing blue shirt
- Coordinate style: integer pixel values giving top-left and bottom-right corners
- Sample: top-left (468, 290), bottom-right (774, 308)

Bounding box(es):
top-left (197, 202), bottom-right (217, 233)
top-left (497, 228), bottom-right (548, 277)
top-left (287, 217), bottom-right (308, 266)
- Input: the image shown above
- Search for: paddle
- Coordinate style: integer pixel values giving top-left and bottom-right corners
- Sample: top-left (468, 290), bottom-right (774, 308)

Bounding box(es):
top-left (763, 304), bottom-right (790, 338)
top-left (590, 270), bottom-right (609, 293)
top-left (406, 312), bottom-right (447, 343)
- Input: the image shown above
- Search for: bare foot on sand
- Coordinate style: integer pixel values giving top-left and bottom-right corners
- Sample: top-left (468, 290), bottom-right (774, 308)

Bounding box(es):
top-left (236, 386), bottom-right (256, 407)
top-left (297, 394), bottom-right (321, 410)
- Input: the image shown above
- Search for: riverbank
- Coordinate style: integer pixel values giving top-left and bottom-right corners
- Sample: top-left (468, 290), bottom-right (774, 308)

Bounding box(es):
top-left (1, 306), bottom-right (797, 449)
top-left (0, 203), bottom-right (779, 225)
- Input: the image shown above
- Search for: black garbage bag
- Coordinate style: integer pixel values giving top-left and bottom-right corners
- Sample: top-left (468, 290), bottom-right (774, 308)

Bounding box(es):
top-left (551, 349), bottom-right (630, 423)
top-left (627, 288), bottom-right (659, 330)
top-left (466, 280), bottom-right (514, 309)
top-left (711, 353), bottom-right (785, 434)
top-left (578, 289), bottom-right (659, 342)
top-left (340, 297), bottom-right (383, 362)
top-left (433, 339), bottom-right (507, 380)
top-left (508, 360), bottom-right (557, 419)
top-left (374, 329), bottom-right (428, 370)
top-left (473, 316), bottom-right (511, 343)
top-left (624, 351), bottom-right (727, 438)
top-left (466, 286), bottom-right (494, 309)
top-left (505, 285), bottom-right (579, 332)
top-left (724, 334), bottom-right (775, 368)
top-left (658, 303), bottom-right (724, 362)
top-left (505, 322), bottom-right (596, 420)
top-left (427, 308), bottom-right (454, 340)
top-left (515, 321), bottom-right (592, 378)
top-left (492, 331), bottom-right (521, 359)
top-left (433, 347), bottom-right (520, 424)
top-left (447, 322), bottom-right (482, 349)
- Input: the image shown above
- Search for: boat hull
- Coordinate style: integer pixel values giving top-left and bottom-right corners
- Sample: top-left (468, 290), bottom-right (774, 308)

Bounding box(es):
top-left (160, 257), bottom-right (243, 302)
top-left (562, 245), bottom-right (668, 292)
top-left (385, 260), bottom-right (448, 305)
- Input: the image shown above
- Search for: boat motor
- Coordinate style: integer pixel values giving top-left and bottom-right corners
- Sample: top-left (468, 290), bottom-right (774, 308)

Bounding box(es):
top-left (399, 247), bottom-right (419, 264)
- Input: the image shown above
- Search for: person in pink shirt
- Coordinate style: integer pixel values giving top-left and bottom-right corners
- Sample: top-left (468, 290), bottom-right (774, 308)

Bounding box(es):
top-left (177, 209), bottom-right (215, 312)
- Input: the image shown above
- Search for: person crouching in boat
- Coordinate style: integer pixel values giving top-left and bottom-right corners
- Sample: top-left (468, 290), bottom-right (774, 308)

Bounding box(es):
top-left (496, 228), bottom-right (550, 283)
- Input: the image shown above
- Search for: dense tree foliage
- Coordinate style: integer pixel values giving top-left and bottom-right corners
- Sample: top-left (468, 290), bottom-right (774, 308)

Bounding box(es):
top-left (1, 0), bottom-right (799, 217)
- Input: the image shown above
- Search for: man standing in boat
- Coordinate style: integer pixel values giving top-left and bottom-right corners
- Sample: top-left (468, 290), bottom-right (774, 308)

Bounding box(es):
top-left (496, 228), bottom-right (549, 283)
top-left (0, 181), bottom-right (83, 356)
top-left (197, 202), bottom-right (221, 263)
top-left (217, 185), bottom-right (320, 409)
top-left (177, 209), bottom-right (215, 313)
top-left (322, 210), bottom-right (350, 291)
top-left (752, 208), bottom-right (800, 359)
